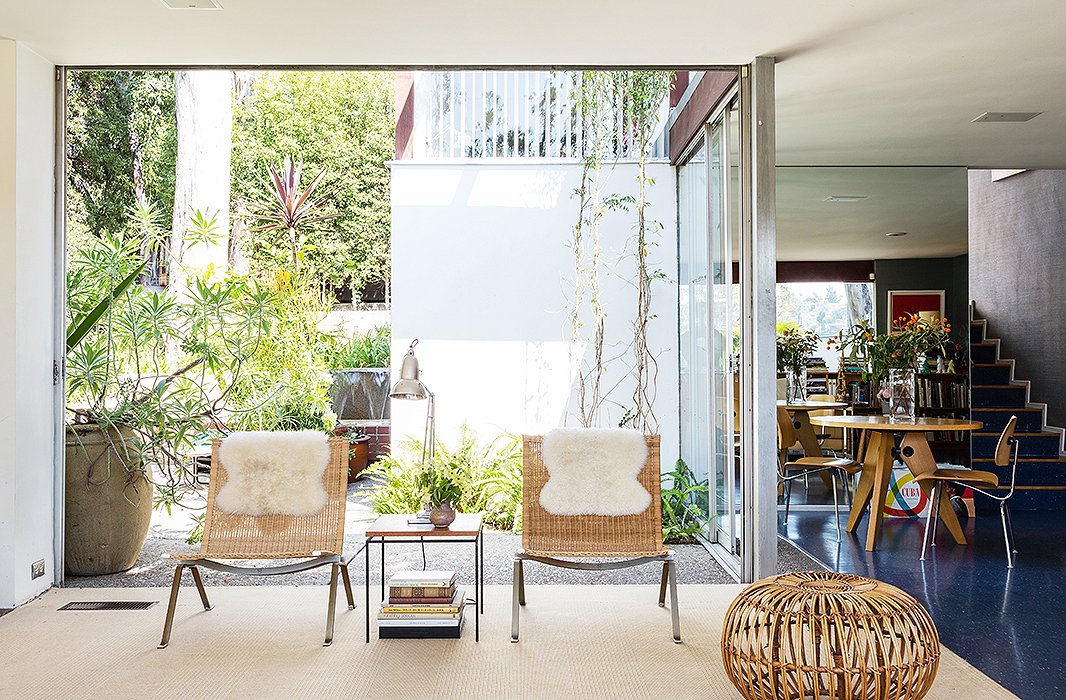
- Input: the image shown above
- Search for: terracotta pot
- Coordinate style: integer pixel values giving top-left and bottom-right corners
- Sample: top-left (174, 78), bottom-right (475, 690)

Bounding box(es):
top-left (64, 424), bottom-right (153, 576)
top-left (429, 501), bottom-right (456, 528)
top-left (347, 437), bottom-right (370, 483)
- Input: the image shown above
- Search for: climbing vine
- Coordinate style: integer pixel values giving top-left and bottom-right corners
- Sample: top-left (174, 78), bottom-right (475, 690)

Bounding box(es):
top-left (565, 71), bottom-right (673, 432)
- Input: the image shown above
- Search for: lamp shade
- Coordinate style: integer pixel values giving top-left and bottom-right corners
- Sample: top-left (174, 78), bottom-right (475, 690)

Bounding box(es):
top-left (390, 342), bottom-right (428, 400)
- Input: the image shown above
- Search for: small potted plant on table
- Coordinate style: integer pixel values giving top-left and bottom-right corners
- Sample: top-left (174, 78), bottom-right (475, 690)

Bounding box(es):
top-left (417, 465), bottom-right (463, 528)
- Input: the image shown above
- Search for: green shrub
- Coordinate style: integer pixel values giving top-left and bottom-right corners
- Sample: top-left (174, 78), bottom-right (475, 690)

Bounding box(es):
top-left (322, 325), bottom-right (391, 369)
top-left (661, 458), bottom-right (709, 544)
top-left (365, 427), bottom-right (523, 533)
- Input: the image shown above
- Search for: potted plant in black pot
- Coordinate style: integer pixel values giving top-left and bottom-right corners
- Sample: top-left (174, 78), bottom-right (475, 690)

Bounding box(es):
top-left (65, 224), bottom-right (273, 575)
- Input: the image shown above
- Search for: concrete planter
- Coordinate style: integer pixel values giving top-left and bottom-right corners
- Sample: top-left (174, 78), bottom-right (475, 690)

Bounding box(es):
top-left (330, 368), bottom-right (391, 421)
top-left (64, 423), bottom-right (153, 576)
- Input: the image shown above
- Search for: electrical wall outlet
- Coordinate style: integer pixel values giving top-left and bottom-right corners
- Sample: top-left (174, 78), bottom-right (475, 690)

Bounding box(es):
top-left (31, 560), bottom-right (45, 579)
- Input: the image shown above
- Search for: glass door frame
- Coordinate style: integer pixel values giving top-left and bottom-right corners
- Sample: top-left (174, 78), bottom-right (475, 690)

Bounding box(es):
top-left (681, 59), bottom-right (778, 583)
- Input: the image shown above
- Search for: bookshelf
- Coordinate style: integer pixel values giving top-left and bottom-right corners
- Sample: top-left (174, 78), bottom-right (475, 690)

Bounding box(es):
top-left (916, 372), bottom-right (970, 464)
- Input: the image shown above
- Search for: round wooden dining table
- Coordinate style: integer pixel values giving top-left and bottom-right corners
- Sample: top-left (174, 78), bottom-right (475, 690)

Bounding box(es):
top-left (809, 414), bottom-right (983, 551)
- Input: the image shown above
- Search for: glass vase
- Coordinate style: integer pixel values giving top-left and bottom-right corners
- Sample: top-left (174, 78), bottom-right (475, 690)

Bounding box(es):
top-left (888, 368), bottom-right (917, 422)
top-left (786, 367), bottom-right (808, 404)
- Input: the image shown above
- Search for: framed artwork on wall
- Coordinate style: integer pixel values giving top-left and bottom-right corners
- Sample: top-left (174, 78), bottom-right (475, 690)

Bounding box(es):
top-left (887, 290), bottom-right (945, 331)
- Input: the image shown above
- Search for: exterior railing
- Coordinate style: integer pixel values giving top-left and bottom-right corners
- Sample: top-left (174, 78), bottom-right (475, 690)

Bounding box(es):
top-left (412, 71), bottom-right (669, 160)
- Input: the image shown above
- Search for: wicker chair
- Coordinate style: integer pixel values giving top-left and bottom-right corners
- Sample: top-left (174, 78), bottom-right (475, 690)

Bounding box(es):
top-left (158, 435), bottom-right (359, 649)
top-left (512, 434), bottom-right (680, 643)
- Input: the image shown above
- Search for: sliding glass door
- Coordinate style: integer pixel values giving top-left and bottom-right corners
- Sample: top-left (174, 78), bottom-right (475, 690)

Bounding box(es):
top-left (678, 59), bottom-right (777, 581)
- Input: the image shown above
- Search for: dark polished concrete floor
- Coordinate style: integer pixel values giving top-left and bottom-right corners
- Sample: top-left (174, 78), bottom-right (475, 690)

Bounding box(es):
top-left (782, 497), bottom-right (1066, 700)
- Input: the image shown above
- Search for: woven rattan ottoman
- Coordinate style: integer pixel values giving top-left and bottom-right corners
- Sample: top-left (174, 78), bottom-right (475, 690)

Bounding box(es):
top-left (721, 571), bottom-right (940, 700)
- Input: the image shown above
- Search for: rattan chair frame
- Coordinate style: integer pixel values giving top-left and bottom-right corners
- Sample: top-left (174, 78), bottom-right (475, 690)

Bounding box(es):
top-left (512, 434), bottom-right (680, 644)
top-left (158, 435), bottom-right (362, 648)
top-left (722, 571), bottom-right (941, 700)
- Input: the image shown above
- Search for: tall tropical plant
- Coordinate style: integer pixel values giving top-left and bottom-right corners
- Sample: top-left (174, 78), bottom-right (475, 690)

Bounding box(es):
top-left (66, 224), bottom-right (275, 509)
top-left (249, 157), bottom-right (336, 268)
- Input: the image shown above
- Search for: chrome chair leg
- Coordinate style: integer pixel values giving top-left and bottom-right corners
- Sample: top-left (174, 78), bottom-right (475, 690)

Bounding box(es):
top-left (517, 558), bottom-right (526, 606)
top-left (324, 563), bottom-right (340, 647)
top-left (831, 471), bottom-right (841, 540)
top-left (667, 558), bottom-right (681, 643)
top-left (930, 482), bottom-right (942, 548)
top-left (189, 566), bottom-right (212, 611)
top-left (920, 485), bottom-right (937, 562)
top-left (511, 557), bottom-right (522, 643)
top-left (658, 561), bottom-right (669, 607)
top-left (784, 479), bottom-right (793, 522)
top-left (1000, 503), bottom-right (1014, 569)
top-left (1004, 503), bottom-right (1018, 553)
top-left (340, 564), bottom-right (356, 610)
top-left (158, 564), bottom-right (184, 649)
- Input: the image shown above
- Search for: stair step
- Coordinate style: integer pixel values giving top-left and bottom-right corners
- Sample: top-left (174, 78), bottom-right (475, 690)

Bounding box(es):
top-left (970, 462), bottom-right (1066, 486)
top-left (973, 431), bottom-right (1062, 458)
top-left (970, 342), bottom-right (997, 363)
top-left (971, 408), bottom-right (1043, 432)
top-left (969, 323), bottom-right (985, 345)
top-left (970, 362), bottom-right (1012, 384)
top-left (971, 384), bottom-right (1027, 408)
top-left (977, 489), bottom-right (1066, 511)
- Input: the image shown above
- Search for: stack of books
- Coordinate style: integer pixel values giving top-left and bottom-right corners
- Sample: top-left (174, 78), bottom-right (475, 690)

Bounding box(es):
top-left (377, 570), bottom-right (465, 639)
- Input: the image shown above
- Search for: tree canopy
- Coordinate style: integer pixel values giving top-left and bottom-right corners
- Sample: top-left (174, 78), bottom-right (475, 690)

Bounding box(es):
top-left (66, 71), bottom-right (177, 246)
top-left (231, 71), bottom-right (395, 298)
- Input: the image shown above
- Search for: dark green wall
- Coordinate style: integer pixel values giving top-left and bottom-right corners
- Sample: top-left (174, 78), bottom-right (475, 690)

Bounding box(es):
top-left (873, 256), bottom-right (969, 338)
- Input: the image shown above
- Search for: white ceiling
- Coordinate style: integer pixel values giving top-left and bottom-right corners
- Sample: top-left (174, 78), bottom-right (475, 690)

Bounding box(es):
top-left (775, 167), bottom-right (968, 261)
top-left (3, 0), bottom-right (1066, 168)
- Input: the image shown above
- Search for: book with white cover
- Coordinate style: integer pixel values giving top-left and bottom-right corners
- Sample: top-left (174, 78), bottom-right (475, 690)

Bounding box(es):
top-left (387, 570), bottom-right (457, 588)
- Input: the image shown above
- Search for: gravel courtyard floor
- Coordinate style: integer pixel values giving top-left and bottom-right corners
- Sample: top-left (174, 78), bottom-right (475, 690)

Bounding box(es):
top-left (67, 477), bottom-right (824, 589)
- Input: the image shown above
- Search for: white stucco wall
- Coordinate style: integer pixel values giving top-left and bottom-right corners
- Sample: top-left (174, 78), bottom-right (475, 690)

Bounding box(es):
top-left (0, 41), bottom-right (57, 608)
top-left (390, 161), bottom-right (679, 464)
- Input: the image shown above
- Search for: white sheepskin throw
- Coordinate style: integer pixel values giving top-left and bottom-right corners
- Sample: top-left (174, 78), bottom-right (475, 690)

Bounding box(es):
top-left (539, 428), bottom-right (651, 516)
top-left (215, 430), bottom-right (331, 516)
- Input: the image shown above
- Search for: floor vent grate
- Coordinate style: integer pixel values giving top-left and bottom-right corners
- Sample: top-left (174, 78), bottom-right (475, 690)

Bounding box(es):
top-left (59, 601), bottom-right (157, 611)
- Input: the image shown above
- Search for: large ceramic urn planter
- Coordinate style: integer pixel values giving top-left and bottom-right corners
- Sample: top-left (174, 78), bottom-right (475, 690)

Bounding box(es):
top-left (65, 423), bottom-right (153, 576)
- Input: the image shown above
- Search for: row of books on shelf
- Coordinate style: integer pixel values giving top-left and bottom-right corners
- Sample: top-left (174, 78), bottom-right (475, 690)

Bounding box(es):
top-left (917, 377), bottom-right (968, 409)
top-left (378, 570), bottom-right (466, 639)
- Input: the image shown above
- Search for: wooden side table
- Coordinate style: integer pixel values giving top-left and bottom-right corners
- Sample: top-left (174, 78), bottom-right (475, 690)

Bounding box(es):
top-left (363, 513), bottom-right (485, 642)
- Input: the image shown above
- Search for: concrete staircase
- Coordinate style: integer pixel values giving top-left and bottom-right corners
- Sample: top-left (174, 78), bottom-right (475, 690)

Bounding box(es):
top-left (970, 317), bottom-right (1066, 509)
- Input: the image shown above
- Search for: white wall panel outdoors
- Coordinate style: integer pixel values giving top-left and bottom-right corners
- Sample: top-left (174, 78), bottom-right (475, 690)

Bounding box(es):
top-left (390, 161), bottom-right (679, 464)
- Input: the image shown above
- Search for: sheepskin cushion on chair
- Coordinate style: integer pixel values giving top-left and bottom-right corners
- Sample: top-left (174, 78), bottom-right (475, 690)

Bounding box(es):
top-left (539, 427), bottom-right (651, 516)
top-left (215, 430), bottom-right (331, 516)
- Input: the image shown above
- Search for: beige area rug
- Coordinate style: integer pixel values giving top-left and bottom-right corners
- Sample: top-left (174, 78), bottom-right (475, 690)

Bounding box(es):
top-left (0, 585), bottom-right (1015, 700)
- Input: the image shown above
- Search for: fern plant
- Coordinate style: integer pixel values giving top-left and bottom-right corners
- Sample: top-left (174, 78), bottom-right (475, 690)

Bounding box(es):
top-left (661, 458), bottom-right (709, 544)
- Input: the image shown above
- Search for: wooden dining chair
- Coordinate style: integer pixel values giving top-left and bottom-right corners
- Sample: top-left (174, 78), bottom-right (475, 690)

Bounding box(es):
top-left (918, 416), bottom-right (1020, 567)
top-left (808, 393), bottom-right (847, 456)
top-left (777, 407), bottom-right (861, 538)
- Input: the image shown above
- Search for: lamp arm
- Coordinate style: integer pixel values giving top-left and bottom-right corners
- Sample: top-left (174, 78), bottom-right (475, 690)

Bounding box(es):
top-left (421, 389), bottom-right (436, 468)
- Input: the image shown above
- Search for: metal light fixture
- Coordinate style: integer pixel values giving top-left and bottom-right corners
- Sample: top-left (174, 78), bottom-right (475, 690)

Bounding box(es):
top-left (389, 340), bottom-right (435, 523)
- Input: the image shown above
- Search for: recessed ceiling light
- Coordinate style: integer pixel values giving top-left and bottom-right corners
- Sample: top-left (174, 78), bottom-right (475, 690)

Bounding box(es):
top-left (885, 231), bottom-right (908, 237)
top-left (971, 112), bottom-right (1041, 123)
top-left (159, 0), bottom-right (222, 9)
top-left (824, 195), bottom-right (867, 203)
